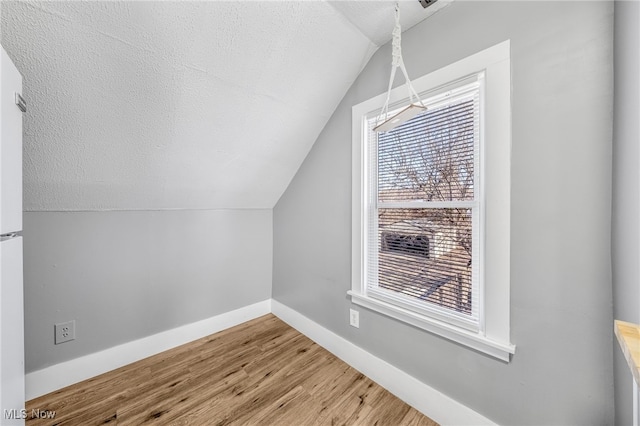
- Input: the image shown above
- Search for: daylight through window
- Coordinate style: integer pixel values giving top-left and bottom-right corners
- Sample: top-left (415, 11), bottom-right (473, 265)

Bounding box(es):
top-left (350, 41), bottom-right (514, 361)
top-left (366, 81), bottom-right (481, 330)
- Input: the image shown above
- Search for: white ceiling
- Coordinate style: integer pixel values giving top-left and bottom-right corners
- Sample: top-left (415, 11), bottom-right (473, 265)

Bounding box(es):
top-left (1, 0), bottom-right (449, 210)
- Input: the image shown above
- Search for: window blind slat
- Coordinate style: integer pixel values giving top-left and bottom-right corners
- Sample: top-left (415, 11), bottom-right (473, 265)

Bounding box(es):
top-left (378, 97), bottom-right (477, 204)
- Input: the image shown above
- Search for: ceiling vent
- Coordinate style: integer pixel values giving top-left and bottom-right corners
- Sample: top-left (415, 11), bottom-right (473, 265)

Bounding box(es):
top-left (419, 0), bottom-right (438, 8)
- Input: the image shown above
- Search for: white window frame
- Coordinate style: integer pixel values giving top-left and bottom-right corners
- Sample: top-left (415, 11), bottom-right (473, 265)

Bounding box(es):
top-left (349, 40), bottom-right (515, 362)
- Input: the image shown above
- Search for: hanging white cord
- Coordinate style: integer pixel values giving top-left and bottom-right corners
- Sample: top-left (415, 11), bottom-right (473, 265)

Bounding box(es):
top-left (377, 3), bottom-right (425, 125)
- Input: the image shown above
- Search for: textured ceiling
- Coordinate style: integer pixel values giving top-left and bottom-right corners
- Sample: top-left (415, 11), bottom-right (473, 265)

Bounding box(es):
top-left (1, 1), bottom-right (448, 211)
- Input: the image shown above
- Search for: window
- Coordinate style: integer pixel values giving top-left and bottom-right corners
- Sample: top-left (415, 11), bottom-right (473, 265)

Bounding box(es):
top-left (372, 79), bottom-right (480, 330)
top-left (350, 41), bottom-right (515, 361)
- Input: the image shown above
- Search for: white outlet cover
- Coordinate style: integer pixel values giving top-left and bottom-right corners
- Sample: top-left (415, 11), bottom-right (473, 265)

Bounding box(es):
top-left (349, 309), bottom-right (360, 328)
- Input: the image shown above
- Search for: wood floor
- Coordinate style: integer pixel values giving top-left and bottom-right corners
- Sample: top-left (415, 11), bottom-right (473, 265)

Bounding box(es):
top-left (26, 314), bottom-right (438, 425)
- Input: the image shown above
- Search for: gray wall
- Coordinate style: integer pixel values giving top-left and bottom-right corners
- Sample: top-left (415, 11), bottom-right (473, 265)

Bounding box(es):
top-left (2, 0), bottom-right (275, 376)
top-left (273, 2), bottom-right (614, 424)
top-left (612, 1), bottom-right (640, 425)
top-left (23, 209), bottom-right (272, 372)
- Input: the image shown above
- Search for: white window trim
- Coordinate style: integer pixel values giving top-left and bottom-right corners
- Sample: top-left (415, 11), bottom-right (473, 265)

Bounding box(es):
top-left (349, 40), bottom-right (515, 362)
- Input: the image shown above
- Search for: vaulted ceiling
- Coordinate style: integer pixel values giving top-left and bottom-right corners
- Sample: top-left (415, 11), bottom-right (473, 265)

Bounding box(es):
top-left (1, 1), bottom-right (448, 210)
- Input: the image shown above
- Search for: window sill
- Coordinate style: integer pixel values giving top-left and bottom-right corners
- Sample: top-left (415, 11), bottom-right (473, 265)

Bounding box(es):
top-left (347, 290), bottom-right (515, 362)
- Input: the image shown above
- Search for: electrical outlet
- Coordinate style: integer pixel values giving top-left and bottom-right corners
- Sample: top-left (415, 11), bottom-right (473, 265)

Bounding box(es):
top-left (54, 320), bottom-right (76, 345)
top-left (349, 309), bottom-right (360, 328)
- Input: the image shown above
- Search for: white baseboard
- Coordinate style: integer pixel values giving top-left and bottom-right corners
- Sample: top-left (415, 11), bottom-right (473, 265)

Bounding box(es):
top-left (26, 298), bottom-right (493, 426)
top-left (271, 300), bottom-right (496, 426)
top-left (25, 299), bottom-right (271, 401)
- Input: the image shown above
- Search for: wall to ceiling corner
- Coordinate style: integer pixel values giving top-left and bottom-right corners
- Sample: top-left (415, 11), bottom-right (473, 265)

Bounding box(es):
top-left (0, 1), bottom-right (276, 375)
top-left (2, 1), bottom-right (378, 211)
top-left (273, 1), bottom-right (614, 424)
top-left (612, 1), bottom-right (640, 424)
top-left (0, 0), bottom-right (439, 381)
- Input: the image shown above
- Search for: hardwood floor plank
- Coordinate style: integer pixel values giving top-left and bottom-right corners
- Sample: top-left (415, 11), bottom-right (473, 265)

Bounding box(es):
top-left (356, 389), bottom-right (414, 426)
top-left (231, 385), bottom-right (323, 426)
top-left (315, 373), bottom-right (385, 425)
top-left (401, 407), bottom-right (440, 426)
top-left (26, 314), bottom-right (438, 425)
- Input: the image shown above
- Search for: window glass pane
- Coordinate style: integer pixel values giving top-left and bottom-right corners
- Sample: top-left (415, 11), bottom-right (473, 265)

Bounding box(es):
top-left (377, 208), bottom-right (473, 315)
top-left (378, 97), bottom-right (476, 203)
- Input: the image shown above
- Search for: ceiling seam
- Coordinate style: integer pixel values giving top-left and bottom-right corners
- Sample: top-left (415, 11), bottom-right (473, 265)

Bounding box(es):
top-left (325, 1), bottom-right (383, 48)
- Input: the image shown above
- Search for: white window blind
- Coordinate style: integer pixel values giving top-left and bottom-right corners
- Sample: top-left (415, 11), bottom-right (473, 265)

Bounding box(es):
top-left (365, 81), bottom-right (482, 331)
